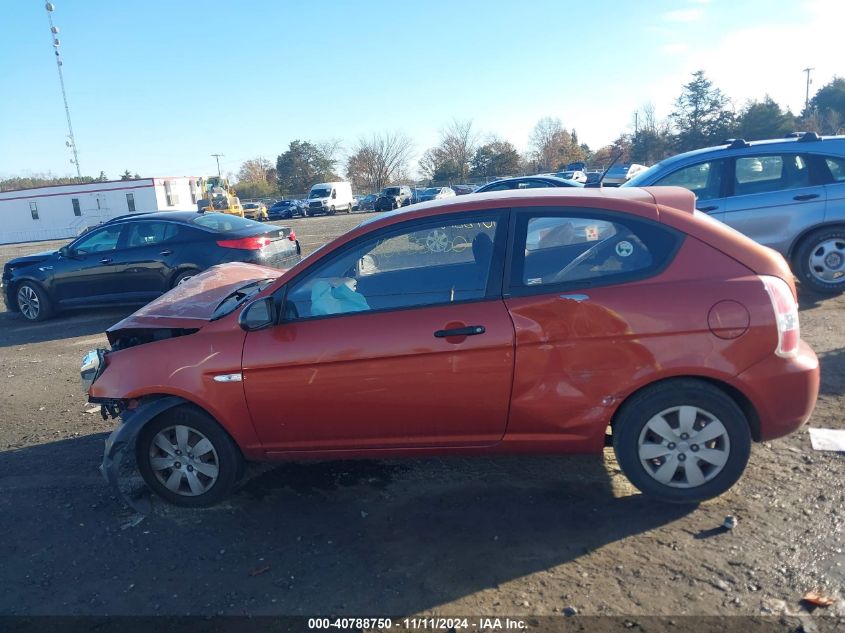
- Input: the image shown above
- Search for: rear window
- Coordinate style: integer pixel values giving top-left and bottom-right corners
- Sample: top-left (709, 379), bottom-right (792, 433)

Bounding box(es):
top-left (192, 213), bottom-right (263, 232)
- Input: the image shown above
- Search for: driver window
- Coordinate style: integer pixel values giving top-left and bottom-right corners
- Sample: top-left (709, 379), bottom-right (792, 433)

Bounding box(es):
top-left (285, 216), bottom-right (500, 320)
top-left (72, 225), bottom-right (123, 254)
top-left (515, 213), bottom-right (679, 288)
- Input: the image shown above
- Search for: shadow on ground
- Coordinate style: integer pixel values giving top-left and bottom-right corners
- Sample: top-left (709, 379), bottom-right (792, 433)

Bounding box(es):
top-left (0, 433), bottom-right (695, 615)
top-left (818, 347), bottom-right (845, 397)
top-left (0, 307), bottom-right (134, 348)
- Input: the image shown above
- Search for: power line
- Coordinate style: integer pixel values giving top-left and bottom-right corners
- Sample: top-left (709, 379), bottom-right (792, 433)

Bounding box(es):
top-left (803, 67), bottom-right (815, 113)
top-left (211, 153), bottom-right (225, 177)
top-left (45, 2), bottom-right (81, 179)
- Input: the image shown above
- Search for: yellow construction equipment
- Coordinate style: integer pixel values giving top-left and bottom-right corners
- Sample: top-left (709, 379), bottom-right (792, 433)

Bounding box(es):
top-left (197, 176), bottom-right (244, 217)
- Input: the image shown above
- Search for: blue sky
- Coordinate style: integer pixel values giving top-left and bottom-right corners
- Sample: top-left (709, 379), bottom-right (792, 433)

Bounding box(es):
top-left (0, 0), bottom-right (841, 180)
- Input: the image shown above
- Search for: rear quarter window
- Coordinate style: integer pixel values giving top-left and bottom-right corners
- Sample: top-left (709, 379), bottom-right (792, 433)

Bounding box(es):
top-left (510, 208), bottom-right (682, 293)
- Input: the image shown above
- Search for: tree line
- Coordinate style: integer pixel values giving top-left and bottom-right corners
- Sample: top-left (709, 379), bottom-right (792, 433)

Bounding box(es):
top-left (0, 169), bottom-right (142, 192)
top-left (237, 72), bottom-right (844, 197)
top-left (4, 71), bottom-right (843, 196)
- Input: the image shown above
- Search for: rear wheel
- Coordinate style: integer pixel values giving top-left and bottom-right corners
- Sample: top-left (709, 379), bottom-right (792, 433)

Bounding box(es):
top-left (613, 379), bottom-right (751, 504)
top-left (795, 227), bottom-right (845, 294)
top-left (136, 405), bottom-right (243, 507)
top-left (16, 281), bottom-right (52, 322)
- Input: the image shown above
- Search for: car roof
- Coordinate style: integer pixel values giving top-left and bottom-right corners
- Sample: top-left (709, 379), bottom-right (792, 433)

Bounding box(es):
top-left (359, 186), bottom-right (662, 227)
top-left (102, 211), bottom-right (203, 224)
top-left (653, 134), bottom-right (845, 169)
top-left (481, 175), bottom-right (584, 187)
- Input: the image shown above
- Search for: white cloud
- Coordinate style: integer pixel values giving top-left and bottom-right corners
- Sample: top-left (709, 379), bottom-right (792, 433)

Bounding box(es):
top-left (673, 0), bottom-right (845, 114)
top-left (662, 8), bottom-right (704, 22)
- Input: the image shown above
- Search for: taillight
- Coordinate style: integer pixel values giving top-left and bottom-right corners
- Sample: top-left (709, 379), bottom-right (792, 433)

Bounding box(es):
top-left (288, 230), bottom-right (296, 242)
top-left (760, 275), bottom-right (800, 358)
top-left (216, 236), bottom-right (270, 250)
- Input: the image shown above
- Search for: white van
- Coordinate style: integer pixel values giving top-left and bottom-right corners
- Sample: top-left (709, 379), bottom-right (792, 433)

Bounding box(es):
top-left (306, 181), bottom-right (354, 216)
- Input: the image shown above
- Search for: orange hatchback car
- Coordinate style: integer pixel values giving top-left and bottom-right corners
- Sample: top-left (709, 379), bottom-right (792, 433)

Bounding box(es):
top-left (83, 187), bottom-right (819, 507)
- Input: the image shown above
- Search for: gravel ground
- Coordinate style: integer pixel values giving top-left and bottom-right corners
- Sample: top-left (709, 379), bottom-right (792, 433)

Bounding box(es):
top-left (0, 211), bottom-right (843, 619)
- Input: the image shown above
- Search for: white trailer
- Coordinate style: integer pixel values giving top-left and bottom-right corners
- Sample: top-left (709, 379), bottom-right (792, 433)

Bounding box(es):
top-left (0, 177), bottom-right (202, 244)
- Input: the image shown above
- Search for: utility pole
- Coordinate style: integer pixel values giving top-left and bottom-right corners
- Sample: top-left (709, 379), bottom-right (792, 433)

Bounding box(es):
top-left (634, 111), bottom-right (639, 138)
top-left (803, 67), bottom-right (815, 113)
top-left (211, 153), bottom-right (224, 177)
top-left (45, 2), bottom-right (81, 179)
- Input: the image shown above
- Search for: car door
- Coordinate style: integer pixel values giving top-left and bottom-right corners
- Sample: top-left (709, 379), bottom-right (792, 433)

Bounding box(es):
top-left (51, 224), bottom-right (127, 305)
top-left (723, 153), bottom-right (826, 254)
top-left (112, 221), bottom-right (183, 299)
top-left (503, 208), bottom-right (684, 451)
top-left (241, 211), bottom-right (515, 452)
top-left (819, 154), bottom-right (845, 224)
top-left (650, 158), bottom-right (729, 216)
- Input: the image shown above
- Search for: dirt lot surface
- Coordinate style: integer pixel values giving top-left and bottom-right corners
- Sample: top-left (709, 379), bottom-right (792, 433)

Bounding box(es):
top-left (0, 211), bottom-right (843, 619)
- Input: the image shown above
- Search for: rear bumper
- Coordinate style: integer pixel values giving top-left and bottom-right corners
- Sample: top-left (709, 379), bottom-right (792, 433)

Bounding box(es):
top-left (736, 340), bottom-right (820, 441)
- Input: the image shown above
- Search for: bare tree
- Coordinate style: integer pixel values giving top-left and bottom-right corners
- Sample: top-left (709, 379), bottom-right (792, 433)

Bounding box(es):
top-left (346, 131), bottom-right (414, 192)
top-left (439, 119), bottom-right (478, 182)
top-left (529, 117), bottom-right (575, 171)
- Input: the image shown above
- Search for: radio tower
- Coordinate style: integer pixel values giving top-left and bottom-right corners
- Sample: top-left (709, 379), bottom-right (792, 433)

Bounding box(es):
top-left (45, 2), bottom-right (81, 178)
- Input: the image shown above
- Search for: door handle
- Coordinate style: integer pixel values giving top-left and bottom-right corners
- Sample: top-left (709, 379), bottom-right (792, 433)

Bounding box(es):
top-left (160, 249), bottom-right (173, 256)
top-left (434, 325), bottom-right (486, 338)
top-left (697, 205), bottom-right (718, 212)
top-left (99, 258), bottom-right (112, 264)
top-left (793, 193), bottom-right (820, 201)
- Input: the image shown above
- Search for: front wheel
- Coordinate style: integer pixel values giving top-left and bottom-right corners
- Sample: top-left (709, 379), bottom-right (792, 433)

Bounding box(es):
top-left (795, 227), bottom-right (845, 294)
top-left (613, 379), bottom-right (751, 504)
top-left (136, 405), bottom-right (243, 507)
top-left (16, 281), bottom-right (52, 322)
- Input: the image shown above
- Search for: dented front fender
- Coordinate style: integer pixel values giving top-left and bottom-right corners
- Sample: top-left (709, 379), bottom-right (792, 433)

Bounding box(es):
top-left (99, 395), bottom-right (187, 513)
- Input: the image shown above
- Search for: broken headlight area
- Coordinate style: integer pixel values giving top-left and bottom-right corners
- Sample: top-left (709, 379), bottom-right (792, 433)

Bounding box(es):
top-left (80, 348), bottom-right (108, 391)
top-left (107, 327), bottom-right (199, 351)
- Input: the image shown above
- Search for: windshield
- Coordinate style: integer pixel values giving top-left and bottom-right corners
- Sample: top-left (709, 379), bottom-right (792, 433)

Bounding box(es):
top-left (423, 187), bottom-right (439, 195)
top-left (622, 162), bottom-right (665, 187)
top-left (192, 213), bottom-right (264, 232)
top-left (310, 188), bottom-right (331, 198)
top-left (210, 278), bottom-right (275, 320)
top-left (382, 187), bottom-right (400, 196)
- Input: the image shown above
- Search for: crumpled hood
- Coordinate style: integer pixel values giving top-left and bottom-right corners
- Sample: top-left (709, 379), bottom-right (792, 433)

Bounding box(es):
top-left (107, 262), bottom-right (283, 334)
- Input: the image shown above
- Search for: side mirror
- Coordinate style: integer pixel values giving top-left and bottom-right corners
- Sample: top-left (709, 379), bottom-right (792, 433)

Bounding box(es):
top-left (238, 297), bottom-right (275, 331)
top-left (58, 246), bottom-right (70, 258)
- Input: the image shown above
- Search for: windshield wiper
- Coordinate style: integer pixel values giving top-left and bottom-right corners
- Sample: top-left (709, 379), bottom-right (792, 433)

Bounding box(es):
top-left (210, 278), bottom-right (273, 320)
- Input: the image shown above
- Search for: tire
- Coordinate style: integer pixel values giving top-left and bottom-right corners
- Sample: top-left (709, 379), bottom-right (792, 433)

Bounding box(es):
top-left (15, 281), bottom-right (52, 322)
top-left (171, 270), bottom-right (199, 288)
top-left (613, 379), bottom-right (751, 504)
top-left (329, 206), bottom-right (336, 216)
top-left (795, 226), bottom-right (845, 294)
top-left (136, 405), bottom-right (243, 508)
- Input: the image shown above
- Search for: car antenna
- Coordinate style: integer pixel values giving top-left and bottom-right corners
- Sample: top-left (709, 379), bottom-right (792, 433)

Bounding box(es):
top-left (586, 151), bottom-right (624, 188)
